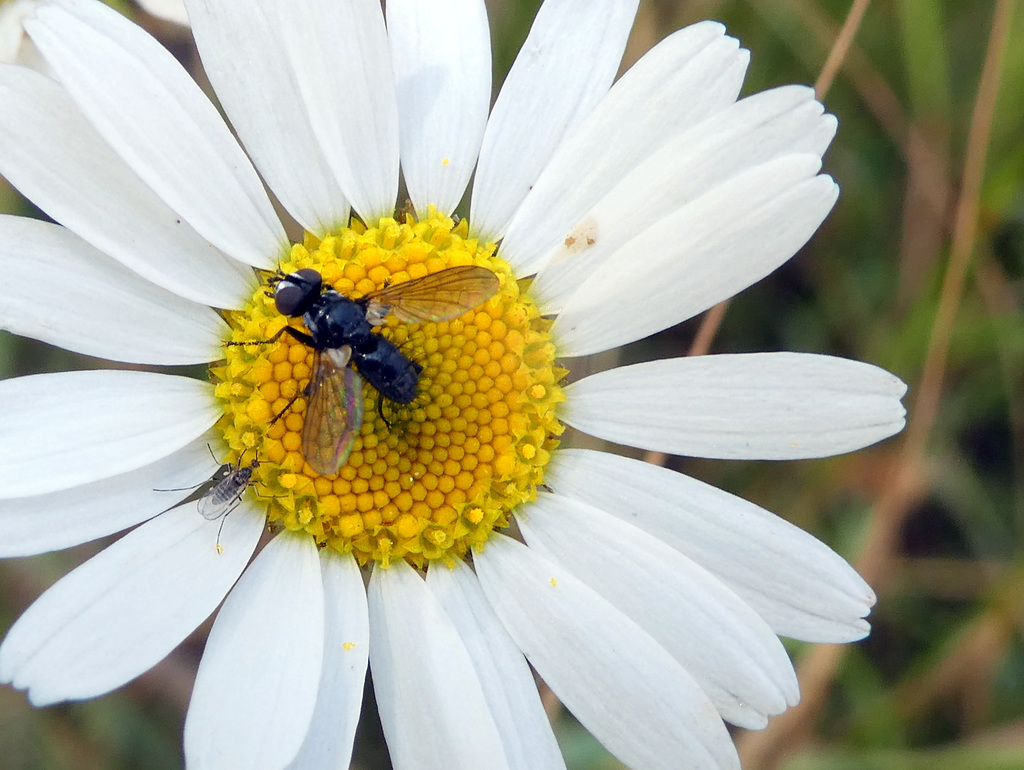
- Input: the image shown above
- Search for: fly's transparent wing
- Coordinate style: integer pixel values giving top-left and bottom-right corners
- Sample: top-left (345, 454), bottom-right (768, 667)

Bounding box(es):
top-left (301, 346), bottom-right (365, 475)
top-left (196, 465), bottom-right (255, 520)
top-left (197, 478), bottom-right (237, 520)
top-left (364, 265), bottom-right (499, 324)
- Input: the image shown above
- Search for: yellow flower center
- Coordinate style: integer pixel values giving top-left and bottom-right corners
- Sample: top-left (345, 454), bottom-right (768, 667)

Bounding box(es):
top-left (213, 211), bottom-right (564, 567)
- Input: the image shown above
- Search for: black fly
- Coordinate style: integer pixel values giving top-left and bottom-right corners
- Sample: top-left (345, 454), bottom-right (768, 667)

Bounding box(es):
top-left (234, 265), bottom-right (499, 476)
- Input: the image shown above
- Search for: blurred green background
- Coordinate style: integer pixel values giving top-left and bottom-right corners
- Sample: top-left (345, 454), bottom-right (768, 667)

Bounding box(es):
top-left (2, 0), bottom-right (1023, 768)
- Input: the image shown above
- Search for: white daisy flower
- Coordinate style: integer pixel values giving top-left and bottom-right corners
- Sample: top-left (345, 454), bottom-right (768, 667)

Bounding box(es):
top-left (0, 0), bottom-right (907, 768)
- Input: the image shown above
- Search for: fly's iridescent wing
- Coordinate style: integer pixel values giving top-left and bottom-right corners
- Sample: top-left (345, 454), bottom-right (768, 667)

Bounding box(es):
top-left (364, 265), bottom-right (499, 325)
top-left (301, 345), bottom-right (365, 475)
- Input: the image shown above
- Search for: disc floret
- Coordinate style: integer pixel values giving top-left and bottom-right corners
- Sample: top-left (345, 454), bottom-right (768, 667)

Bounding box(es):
top-left (213, 211), bottom-right (564, 567)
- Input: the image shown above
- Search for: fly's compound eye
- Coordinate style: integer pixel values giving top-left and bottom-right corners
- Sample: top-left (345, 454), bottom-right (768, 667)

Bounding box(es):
top-left (274, 268), bottom-right (323, 316)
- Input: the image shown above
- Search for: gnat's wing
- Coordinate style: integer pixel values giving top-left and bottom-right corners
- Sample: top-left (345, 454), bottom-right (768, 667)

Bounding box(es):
top-left (301, 346), bottom-right (365, 475)
top-left (197, 465), bottom-right (256, 520)
top-left (197, 478), bottom-right (236, 520)
top-left (364, 265), bottom-right (499, 325)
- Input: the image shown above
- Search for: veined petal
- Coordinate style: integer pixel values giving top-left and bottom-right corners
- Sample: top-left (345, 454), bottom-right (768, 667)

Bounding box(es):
top-left (368, 560), bottom-right (509, 770)
top-left (286, 550), bottom-right (368, 770)
top-left (550, 155), bottom-right (838, 355)
top-left (0, 64), bottom-right (257, 308)
top-left (501, 22), bottom-right (748, 274)
top-left (547, 449), bottom-right (878, 642)
top-left (561, 353), bottom-right (907, 460)
top-left (0, 370), bottom-right (218, 498)
top-left (535, 86), bottom-right (837, 311)
top-left (387, 0), bottom-right (491, 217)
top-left (427, 559), bottom-right (565, 770)
top-left (184, 531), bottom-right (324, 770)
top-left (470, 0), bottom-right (640, 242)
top-left (26, 0), bottom-right (287, 268)
top-left (0, 216), bottom-right (226, 365)
top-left (0, 499), bottom-right (264, 706)
top-left (273, 0), bottom-right (399, 223)
top-left (184, 0), bottom-right (350, 236)
top-left (518, 492), bottom-right (798, 728)
top-left (475, 533), bottom-right (739, 770)
top-left (0, 431), bottom-right (224, 557)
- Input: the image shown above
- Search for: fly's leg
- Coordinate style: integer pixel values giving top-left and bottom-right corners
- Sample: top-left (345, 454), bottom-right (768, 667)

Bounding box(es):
top-left (270, 377), bottom-right (314, 427)
top-left (376, 389), bottom-right (394, 431)
top-left (225, 325), bottom-right (316, 348)
top-left (213, 500), bottom-right (242, 555)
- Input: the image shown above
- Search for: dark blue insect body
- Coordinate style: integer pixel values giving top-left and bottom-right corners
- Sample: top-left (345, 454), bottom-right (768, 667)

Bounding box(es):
top-left (292, 278), bottom-right (422, 403)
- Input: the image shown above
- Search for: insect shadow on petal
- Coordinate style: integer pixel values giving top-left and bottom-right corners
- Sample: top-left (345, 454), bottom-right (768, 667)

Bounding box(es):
top-left (228, 265), bottom-right (501, 476)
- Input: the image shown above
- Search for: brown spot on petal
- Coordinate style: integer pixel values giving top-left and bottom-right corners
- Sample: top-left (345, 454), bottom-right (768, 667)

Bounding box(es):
top-left (563, 217), bottom-right (599, 254)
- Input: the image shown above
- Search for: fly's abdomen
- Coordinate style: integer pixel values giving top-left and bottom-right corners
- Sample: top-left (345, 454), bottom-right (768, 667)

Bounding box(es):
top-left (385, 358), bottom-right (423, 403)
top-left (357, 339), bottom-right (423, 403)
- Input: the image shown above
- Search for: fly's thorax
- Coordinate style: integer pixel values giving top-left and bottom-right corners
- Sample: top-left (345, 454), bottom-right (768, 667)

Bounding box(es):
top-left (306, 293), bottom-right (371, 349)
top-left (214, 210), bottom-right (566, 568)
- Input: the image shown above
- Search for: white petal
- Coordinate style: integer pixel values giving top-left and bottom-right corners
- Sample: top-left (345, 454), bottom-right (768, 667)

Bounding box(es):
top-left (475, 533), bottom-right (739, 770)
top-left (26, 0), bottom-right (287, 268)
top-left (501, 22), bottom-right (748, 274)
top-left (0, 216), bottom-right (225, 365)
top-left (562, 353), bottom-right (907, 459)
top-left (368, 561), bottom-right (509, 770)
top-left (184, 531), bottom-right (324, 770)
top-left (0, 431), bottom-right (226, 557)
top-left (136, 0), bottom-right (189, 26)
top-left (550, 156), bottom-right (838, 355)
top-left (427, 559), bottom-right (565, 770)
top-left (0, 498), bottom-right (264, 706)
top-left (0, 64), bottom-right (257, 308)
top-left (470, 0), bottom-right (639, 241)
top-left (274, 0), bottom-right (399, 223)
top-left (387, 0), bottom-right (491, 216)
top-left (0, 370), bottom-right (218, 498)
top-left (183, 0), bottom-right (350, 236)
top-left (546, 449), bottom-right (877, 642)
top-left (286, 551), bottom-right (368, 770)
top-left (518, 492), bottom-right (798, 728)
top-left (0, 0), bottom-right (34, 65)
top-left (534, 86), bottom-right (836, 309)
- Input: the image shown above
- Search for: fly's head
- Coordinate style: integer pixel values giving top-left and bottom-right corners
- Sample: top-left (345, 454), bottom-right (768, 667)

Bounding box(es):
top-left (273, 268), bottom-right (323, 318)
